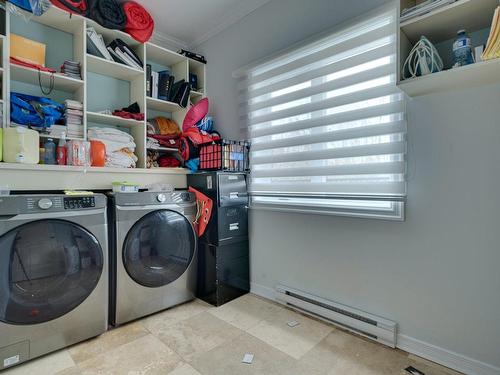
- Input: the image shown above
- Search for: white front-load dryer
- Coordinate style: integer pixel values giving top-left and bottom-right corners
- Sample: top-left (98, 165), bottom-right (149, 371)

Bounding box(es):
top-left (0, 194), bottom-right (108, 371)
top-left (109, 191), bottom-right (197, 326)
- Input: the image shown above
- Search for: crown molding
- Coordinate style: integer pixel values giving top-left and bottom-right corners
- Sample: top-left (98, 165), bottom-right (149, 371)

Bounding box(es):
top-left (151, 31), bottom-right (189, 51)
top-left (188, 0), bottom-right (272, 49)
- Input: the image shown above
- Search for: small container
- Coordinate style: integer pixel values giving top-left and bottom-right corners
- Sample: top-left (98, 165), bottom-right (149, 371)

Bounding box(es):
top-left (112, 182), bottom-right (140, 193)
top-left (44, 138), bottom-right (56, 165)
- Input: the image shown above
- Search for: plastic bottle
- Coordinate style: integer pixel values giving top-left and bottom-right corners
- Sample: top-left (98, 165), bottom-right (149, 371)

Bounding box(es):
top-left (452, 29), bottom-right (474, 68)
top-left (57, 132), bottom-right (67, 165)
top-left (44, 138), bottom-right (56, 165)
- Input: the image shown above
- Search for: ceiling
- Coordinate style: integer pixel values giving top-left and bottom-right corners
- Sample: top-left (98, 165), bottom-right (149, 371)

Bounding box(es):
top-left (136, 0), bottom-right (271, 49)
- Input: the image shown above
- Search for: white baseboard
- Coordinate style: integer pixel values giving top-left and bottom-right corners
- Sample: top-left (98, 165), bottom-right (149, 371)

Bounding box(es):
top-left (250, 282), bottom-right (500, 375)
top-left (397, 335), bottom-right (500, 375)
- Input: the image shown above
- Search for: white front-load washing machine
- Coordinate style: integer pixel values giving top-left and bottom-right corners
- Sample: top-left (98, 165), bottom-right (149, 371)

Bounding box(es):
top-left (0, 194), bottom-right (108, 371)
top-left (108, 191), bottom-right (197, 326)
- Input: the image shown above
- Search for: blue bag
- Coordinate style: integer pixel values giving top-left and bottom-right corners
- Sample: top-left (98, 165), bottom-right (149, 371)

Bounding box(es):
top-left (8, 0), bottom-right (49, 15)
top-left (8, 0), bottom-right (33, 12)
top-left (10, 92), bottom-right (64, 129)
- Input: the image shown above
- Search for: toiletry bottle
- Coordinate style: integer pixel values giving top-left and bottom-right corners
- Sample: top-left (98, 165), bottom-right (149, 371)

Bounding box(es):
top-left (57, 132), bottom-right (67, 165)
top-left (44, 138), bottom-right (56, 165)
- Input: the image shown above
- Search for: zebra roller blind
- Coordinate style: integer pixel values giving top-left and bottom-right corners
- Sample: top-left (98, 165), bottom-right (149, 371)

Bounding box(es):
top-left (237, 5), bottom-right (406, 219)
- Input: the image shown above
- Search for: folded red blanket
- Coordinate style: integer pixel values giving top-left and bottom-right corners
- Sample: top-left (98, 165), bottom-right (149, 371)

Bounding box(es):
top-left (149, 134), bottom-right (180, 148)
top-left (158, 156), bottom-right (181, 168)
top-left (10, 57), bottom-right (56, 73)
top-left (123, 1), bottom-right (154, 43)
top-left (112, 110), bottom-right (145, 121)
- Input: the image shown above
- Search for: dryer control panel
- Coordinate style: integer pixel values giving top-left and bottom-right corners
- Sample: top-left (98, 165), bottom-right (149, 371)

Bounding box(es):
top-left (64, 197), bottom-right (96, 209)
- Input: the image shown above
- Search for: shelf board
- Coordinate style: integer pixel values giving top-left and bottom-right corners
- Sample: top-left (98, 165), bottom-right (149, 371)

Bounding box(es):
top-left (190, 90), bottom-right (204, 98)
top-left (86, 54), bottom-right (144, 81)
top-left (39, 133), bottom-right (83, 141)
top-left (146, 97), bottom-right (183, 112)
top-left (12, 6), bottom-right (83, 34)
top-left (10, 64), bottom-right (84, 92)
top-left (87, 111), bottom-right (145, 128)
top-left (398, 58), bottom-right (500, 96)
top-left (146, 43), bottom-right (186, 66)
top-left (147, 146), bottom-right (178, 152)
top-left (0, 162), bottom-right (189, 175)
top-left (400, 0), bottom-right (498, 44)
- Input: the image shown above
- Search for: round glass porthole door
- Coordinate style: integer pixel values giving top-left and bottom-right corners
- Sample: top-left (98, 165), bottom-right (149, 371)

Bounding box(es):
top-left (0, 219), bottom-right (103, 325)
top-left (123, 210), bottom-right (196, 288)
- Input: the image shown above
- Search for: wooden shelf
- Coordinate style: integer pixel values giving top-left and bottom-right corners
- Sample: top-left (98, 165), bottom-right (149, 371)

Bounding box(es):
top-left (10, 64), bottom-right (84, 92)
top-left (147, 146), bottom-right (178, 152)
top-left (398, 58), bottom-right (500, 96)
top-left (146, 43), bottom-right (186, 65)
top-left (400, 0), bottom-right (498, 44)
top-left (86, 54), bottom-right (144, 81)
top-left (146, 97), bottom-right (183, 112)
top-left (87, 111), bottom-right (145, 128)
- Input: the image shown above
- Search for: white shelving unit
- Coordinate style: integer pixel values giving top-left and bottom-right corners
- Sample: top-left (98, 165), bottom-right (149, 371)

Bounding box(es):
top-left (1, 4), bottom-right (206, 173)
top-left (398, 0), bottom-right (499, 97)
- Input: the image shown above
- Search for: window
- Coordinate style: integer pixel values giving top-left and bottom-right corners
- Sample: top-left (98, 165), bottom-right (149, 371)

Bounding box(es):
top-left (236, 4), bottom-right (406, 220)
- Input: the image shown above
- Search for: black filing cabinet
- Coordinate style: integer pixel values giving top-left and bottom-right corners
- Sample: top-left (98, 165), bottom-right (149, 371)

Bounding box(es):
top-left (188, 172), bottom-right (250, 306)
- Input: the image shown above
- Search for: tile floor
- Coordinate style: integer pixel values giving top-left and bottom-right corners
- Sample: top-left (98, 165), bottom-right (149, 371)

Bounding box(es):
top-left (4, 294), bottom-right (463, 375)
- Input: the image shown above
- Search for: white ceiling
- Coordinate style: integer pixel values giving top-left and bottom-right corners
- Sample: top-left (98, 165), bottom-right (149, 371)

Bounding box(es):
top-left (135, 0), bottom-right (271, 49)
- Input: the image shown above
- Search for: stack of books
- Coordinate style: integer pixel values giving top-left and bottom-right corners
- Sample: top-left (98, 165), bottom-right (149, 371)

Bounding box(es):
top-left (86, 27), bottom-right (143, 70)
top-left (400, 0), bottom-right (456, 22)
top-left (45, 124), bottom-right (68, 138)
top-left (146, 65), bottom-right (191, 108)
top-left (64, 100), bottom-right (84, 139)
top-left (60, 60), bottom-right (82, 80)
top-left (482, 6), bottom-right (500, 61)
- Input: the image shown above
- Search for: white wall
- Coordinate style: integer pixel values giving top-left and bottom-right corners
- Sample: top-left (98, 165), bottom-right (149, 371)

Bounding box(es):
top-left (198, 0), bottom-right (500, 371)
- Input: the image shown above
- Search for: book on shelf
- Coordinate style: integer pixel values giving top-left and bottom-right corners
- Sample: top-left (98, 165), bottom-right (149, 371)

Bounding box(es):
top-left (86, 27), bottom-right (113, 61)
top-left (158, 71), bottom-right (174, 101)
top-left (482, 6), bottom-right (500, 61)
top-left (146, 64), bottom-right (152, 97)
top-left (151, 71), bottom-right (159, 98)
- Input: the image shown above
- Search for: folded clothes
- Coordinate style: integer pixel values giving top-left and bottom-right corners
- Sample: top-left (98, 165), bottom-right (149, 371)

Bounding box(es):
top-left (123, 1), bottom-right (154, 43)
top-left (87, 0), bottom-right (126, 30)
top-left (147, 117), bottom-right (181, 136)
top-left (88, 127), bottom-right (137, 168)
top-left (149, 134), bottom-right (180, 149)
top-left (112, 110), bottom-right (144, 121)
top-left (158, 155), bottom-right (181, 168)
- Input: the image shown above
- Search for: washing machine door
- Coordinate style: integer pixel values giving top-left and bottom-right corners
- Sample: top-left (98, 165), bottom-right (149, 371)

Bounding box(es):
top-left (0, 219), bottom-right (104, 325)
top-left (123, 210), bottom-right (196, 288)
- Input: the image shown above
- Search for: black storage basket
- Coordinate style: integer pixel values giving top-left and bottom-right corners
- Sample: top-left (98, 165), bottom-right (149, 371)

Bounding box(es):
top-left (199, 139), bottom-right (250, 172)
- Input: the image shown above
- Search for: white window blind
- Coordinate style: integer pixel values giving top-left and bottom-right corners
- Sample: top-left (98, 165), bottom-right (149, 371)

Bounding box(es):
top-left (237, 5), bottom-right (406, 219)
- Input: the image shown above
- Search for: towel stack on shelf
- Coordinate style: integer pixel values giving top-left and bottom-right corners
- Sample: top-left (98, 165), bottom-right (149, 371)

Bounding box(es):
top-left (87, 127), bottom-right (138, 168)
top-left (65, 100), bottom-right (84, 138)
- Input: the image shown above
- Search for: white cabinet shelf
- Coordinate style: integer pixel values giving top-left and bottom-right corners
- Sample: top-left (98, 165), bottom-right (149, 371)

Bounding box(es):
top-left (398, 58), bottom-right (500, 96)
top-left (10, 64), bottom-right (84, 92)
top-left (146, 96), bottom-right (183, 112)
top-left (87, 111), bottom-right (145, 128)
top-left (400, 0), bottom-right (498, 44)
top-left (86, 54), bottom-right (144, 81)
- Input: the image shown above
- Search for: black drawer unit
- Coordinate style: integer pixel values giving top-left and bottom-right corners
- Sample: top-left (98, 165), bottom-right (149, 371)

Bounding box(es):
top-left (188, 171), bottom-right (250, 306)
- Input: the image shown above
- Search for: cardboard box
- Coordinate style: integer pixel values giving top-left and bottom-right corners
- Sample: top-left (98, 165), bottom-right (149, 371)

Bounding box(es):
top-left (10, 34), bottom-right (46, 67)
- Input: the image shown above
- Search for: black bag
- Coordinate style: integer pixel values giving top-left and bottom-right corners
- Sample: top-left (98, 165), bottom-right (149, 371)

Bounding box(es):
top-left (87, 0), bottom-right (126, 30)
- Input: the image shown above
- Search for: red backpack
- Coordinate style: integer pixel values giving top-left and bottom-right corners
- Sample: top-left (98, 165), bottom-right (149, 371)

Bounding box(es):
top-left (50, 0), bottom-right (87, 15)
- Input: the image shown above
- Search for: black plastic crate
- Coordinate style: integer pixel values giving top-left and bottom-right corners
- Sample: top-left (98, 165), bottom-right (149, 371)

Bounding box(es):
top-left (199, 139), bottom-right (250, 172)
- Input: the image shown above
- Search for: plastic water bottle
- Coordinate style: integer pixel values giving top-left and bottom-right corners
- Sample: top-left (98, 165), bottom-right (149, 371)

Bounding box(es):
top-left (452, 30), bottom-right (474, 68)
top-left (44, 138), bottom-right (56, 165)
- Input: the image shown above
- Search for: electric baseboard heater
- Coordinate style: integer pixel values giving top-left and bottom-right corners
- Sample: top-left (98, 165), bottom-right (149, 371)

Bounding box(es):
top-left (274, 285), bottom-right (397, 347)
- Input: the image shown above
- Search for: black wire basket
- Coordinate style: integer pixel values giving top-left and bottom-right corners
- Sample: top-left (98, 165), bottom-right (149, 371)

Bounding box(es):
top-left (199, 139), bottom-right (250, 172)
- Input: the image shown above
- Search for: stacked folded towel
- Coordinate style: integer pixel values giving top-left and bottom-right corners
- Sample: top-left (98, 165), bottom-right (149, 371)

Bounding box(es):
top-left (87, 127), bottom-right (138, 168)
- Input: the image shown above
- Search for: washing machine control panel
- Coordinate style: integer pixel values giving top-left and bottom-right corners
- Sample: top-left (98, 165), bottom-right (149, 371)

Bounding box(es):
top-left (64, 197), bottom-right (96, 210)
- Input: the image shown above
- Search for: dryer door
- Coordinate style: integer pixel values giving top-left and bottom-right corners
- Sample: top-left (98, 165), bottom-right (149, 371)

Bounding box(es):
top-left (122, 210), bottom-right (196, 288)
top-left (0, 219), bottom-right (104, 325)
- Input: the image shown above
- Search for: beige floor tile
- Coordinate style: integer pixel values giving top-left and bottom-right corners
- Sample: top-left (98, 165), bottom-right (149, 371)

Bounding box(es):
top-left (54, 366), bottom-right (82, 375)
top-left (299, 329), bottom-right (464, 375)
top-left (190, 332), bottom-right (317, 375)
top-left (142, 300), bottom-right (212, 335)
top-left (246, 306), bottom-right (334, 359)
top-left (78, 334), bottom-right (182, 375)
top-left (168, 362), bottom-right (203, 375)
top-left (68, 321), bottom-right (148, 364)
top-left (153, 311), bottom-right (244, 362)
top-left (2, 349), bottom-right (75, 375)
top-left (208, 293), bottom-right (284, 331)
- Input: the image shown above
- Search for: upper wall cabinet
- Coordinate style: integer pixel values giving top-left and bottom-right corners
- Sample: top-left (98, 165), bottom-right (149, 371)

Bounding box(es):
top-left (1, 4), bottom-right (206, 171)
top-left (398, 0), bottom-right (500, 97)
